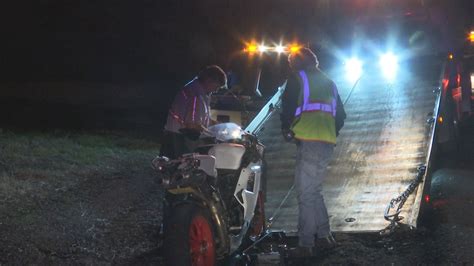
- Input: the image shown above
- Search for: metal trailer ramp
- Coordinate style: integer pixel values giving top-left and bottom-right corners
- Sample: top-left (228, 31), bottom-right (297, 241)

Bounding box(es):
top-left (258, 61), bottom-right (443, 234)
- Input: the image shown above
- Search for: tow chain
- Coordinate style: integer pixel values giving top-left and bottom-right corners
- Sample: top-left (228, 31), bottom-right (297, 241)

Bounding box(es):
top-left (381, 165), bottom-right (426, 235)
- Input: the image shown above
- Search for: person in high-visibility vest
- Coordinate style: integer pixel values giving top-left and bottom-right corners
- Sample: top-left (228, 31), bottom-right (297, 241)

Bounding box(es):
top-left (160, 65), bottom-right (227, 159)
top-left (280, 48), bottom-right (346, 257)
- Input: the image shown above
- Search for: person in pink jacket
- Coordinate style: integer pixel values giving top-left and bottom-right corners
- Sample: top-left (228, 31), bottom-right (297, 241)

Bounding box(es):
top-left (160, 65), bottom-right (227, 159)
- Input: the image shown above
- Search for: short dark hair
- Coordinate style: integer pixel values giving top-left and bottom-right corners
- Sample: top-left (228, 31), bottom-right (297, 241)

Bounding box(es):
top-left (197, 65), bottom-right (227, 87)
top-left (288, 48), bottom-right (319, 70)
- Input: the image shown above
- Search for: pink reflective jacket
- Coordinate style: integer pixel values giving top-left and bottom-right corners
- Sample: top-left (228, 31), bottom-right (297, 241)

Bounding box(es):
top-left (164, 78), bottom-right (211, 134)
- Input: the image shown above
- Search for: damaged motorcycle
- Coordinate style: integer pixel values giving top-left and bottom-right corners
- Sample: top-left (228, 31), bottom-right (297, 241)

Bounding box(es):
top-left (153, 122), bottom-right (266, 265)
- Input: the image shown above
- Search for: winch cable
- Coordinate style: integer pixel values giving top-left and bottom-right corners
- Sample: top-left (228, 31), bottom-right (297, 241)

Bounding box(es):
top-left (240, 75), bottom-right (360, 255)
top-left (266, 180), bottom-right (295, 229)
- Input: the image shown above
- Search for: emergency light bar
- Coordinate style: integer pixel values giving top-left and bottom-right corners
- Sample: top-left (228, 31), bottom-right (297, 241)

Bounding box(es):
top-left (244, 42), bottom-right (302, 54)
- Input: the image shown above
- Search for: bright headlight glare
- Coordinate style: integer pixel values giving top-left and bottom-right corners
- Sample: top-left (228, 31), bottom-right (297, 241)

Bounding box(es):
top-left (275, 45), bottom-right (285, 54)
top-left (379, 53), bottom-right (398, 66)
top-left (379, 53), bottom-right (398, 80)
top-left (258, 45), bottom-right (268, 53)
top-left (345, 58), bottom-right (363, 82)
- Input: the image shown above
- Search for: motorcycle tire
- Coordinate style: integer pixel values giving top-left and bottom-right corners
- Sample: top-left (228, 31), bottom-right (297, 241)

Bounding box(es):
top-left (163, 204), bottom-right (216, 266)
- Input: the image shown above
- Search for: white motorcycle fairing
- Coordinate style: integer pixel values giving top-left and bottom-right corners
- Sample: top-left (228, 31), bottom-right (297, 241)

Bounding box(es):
top-left (209, 143), bottom-right (246, 170)
top-left (230, 161), bottom-right (262, 251)
top-left (193, 154), bottom-right (217, 177)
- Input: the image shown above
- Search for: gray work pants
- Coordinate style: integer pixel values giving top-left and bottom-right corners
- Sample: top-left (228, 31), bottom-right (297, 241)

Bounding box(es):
top-left (295, 141), bottom-right (334, 247)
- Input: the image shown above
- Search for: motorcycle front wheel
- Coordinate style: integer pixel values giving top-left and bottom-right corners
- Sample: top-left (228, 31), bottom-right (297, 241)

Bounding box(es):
top-left (163, 204), bottom-right (216, 266)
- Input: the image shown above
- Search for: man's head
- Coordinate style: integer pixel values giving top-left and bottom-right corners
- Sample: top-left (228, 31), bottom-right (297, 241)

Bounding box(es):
top-left (197, 65), bottom-right (227, 94)
top-left (288, 48), bottom-right (319, 71)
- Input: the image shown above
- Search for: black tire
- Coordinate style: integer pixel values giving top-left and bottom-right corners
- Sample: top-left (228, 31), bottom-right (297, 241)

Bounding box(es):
top-left (163, 204), bottom-right (216, 266)
top-left (419, 200), bottom-right (439, 230)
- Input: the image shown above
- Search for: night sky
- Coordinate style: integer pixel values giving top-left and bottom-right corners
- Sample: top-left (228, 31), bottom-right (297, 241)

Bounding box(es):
top-left (1, 0), bottom-right (301, 82)
top-left (0, 0), bottom-right (472, 133)
top-left (0, 0), bottom-right (354, 82)
top-left (2, 1), bottom-right (473, 81)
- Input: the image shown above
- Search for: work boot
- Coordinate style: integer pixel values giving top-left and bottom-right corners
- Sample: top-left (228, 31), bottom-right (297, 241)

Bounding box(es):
top-left (287, 246), bottom-right (315, 258)
top-left (315, 234), bottom-right (337, 250)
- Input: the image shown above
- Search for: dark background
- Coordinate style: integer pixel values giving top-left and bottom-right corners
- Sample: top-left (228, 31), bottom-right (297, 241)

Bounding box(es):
top-left (0, 0), bottom-right (472, 135)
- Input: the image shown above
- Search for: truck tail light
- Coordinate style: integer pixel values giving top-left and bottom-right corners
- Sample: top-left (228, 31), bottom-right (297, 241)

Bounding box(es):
top-left (424, 194), bottom-right (430, 204)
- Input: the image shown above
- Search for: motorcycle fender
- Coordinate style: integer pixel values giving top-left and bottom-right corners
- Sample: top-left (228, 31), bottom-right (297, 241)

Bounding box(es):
top-left (166, 188), bottom-right (208, 211)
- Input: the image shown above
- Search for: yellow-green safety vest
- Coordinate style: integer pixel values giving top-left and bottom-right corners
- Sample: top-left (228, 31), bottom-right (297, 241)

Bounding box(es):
top-left (291, 70), bottom-right (338, 143)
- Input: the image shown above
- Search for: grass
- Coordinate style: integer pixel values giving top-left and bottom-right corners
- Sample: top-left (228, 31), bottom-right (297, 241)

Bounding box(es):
top-left (0, 129), bottom-right (161, 198)
top-left (0, 129), bottom-right (164, 263)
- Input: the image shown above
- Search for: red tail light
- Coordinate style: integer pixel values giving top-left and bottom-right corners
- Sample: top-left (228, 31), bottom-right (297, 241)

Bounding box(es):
top-left (424, 194), bottom-right (430, 203)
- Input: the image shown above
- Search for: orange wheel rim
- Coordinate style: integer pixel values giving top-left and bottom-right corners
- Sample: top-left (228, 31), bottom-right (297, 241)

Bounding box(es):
top-left (189, 215), bottom-right (215, 266)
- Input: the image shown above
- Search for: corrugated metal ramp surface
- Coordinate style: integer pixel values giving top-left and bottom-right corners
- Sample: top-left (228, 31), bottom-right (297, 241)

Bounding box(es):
top-left (260, 64), bottom-right (442, 233)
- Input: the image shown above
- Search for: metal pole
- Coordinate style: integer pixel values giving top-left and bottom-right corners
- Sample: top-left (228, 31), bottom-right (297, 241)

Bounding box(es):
top-left (254, 67), bottom-right (263, 97)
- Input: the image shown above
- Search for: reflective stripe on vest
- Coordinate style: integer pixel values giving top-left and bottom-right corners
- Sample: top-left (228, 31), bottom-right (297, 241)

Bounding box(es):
top-left (294, 70), bottom-right (337, 117)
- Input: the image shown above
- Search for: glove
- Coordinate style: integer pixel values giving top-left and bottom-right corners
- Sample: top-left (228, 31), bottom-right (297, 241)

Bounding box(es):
top-left (281, 128), bottom-right (295, 142)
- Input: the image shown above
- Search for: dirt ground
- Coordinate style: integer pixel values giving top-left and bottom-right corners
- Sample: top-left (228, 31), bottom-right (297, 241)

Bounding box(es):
top-left (0, 130), bottom-right (164, 265)
top-left (288, 168), bottom-right (474, 265)
top-left (1, 127), bottom-right (473, 265)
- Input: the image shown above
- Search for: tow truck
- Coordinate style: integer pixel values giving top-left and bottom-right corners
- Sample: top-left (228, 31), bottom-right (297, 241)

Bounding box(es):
top-left (437, 29), bottom-right (474, 153)
top-left (210, 38), bottom-right (449, 263)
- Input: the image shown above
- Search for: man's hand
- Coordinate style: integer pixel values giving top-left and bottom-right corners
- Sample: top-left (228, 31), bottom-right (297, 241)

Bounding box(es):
top-left (281, 128), bottom-right (295, 142)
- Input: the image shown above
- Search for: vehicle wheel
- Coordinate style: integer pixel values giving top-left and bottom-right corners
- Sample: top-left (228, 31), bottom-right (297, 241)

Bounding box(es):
top-left (164, 204), bottom-right (216, 266)
top-left (419, 200), bottom-right (438, 230)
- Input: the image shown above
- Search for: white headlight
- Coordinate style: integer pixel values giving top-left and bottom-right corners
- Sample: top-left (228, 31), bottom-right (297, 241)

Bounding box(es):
top-left (345, 58), bottom-right (363, 83)
top-left (275, 45), bottom-right (285, 54)
top-left (379, 52), bottom-right (398, 81)
top-left (258, 45), bottom-right (268, 53)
